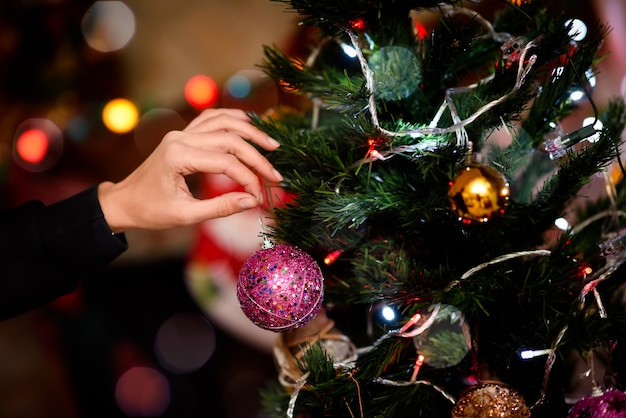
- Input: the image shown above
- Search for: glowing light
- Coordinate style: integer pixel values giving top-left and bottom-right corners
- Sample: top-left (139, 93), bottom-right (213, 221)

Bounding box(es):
top-left (583, 266), bottom-right (593, 275)
top-left (381, 306), bottom-right (396, 322)
top-left (411, 354), bottom-right (425, 381)
top-left (350, 18), bottom-right (366, 31)
top-left (583, 117), bottom-right (603, 129)
top-left (582, 117), bottom-right (603, 143)
top-left (520, 348), bottom-right (551, 359)
top-left (226, 74), bottom-right (252, 99)
top-left (115, 367), bottom-right (170, 416)
top-left (102, 98), bottom-right (139, 133)
top-left (565, 18), bottom-right (587, 42)
top-left (414, 22), bottom-right (428, 40)
top-left (324, 250), bottom-right (343, 265)
top-left (13, 118), bottom-right (63, 172)
top-left (184, 75), bottom-right (218, 109)
top-left (339, 42), bottom-right (358, 58)
top-left (16, 129), bottom-right (48, 163)
top-left (586, 68), bottom-right (596, 89)
top-left (154, 312), bottom-right (216, 374)
top-left (82, 1), bottom-right (135, 52)
top-left (569, 89), bottom-right (585, 102)
top-left (554, 217), bottom-right (570, 231)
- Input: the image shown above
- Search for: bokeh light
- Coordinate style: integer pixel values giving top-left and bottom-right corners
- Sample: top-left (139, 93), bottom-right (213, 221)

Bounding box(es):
top-left (102, 98), bottom-right (139, 133)
top-left (16, 129), bottom-right (48, 164)
top-left (115, 367), bottom-right (170, 416)
top-left (414, 22), bottom-right (428, 40)
top-left (339, 42), bottom-right (357, 58)
top-left (184, 75), bottom-right (218, 109)
top-left (154, 312), bottom-right (216, 374)
top-left (381, 305), bottom-right (396, 322)
top-left (221, 69), bottom-right (279, 112)
top-left (82, 1), bottom-right (136, 52)
top-left (565, 18), bottom-right (587, 42)
top-left (65, 115), bottom-right (91, 142)
top-left (582, 116), bottom-right (603, 143)
top-left (13, 118), bottom-right (64, 172)
top-left (225, 74), bottom-right (252, 99)
top-left (554, 217), bottom-right (571, 231)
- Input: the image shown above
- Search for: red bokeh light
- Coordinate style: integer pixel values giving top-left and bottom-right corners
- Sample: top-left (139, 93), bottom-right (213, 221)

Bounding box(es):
top-left (185, 75), bottom-right (218, 109)
top-left (16, 128), bottom-right (48, 163)
top-left (415, 22), bottom-right (428, 40)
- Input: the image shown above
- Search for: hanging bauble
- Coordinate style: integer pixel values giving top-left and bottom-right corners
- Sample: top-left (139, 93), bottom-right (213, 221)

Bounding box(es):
top-left (448, 164), bottom-right (510, 223)
top-left (237, 242), bottom-right (324, 332)
top-left (368, 46), bottom-right (422, 102)
top-left (451, 381), bottom-right (531, 418)
top-left (568, 389), bottom-right (626, 418)
top-left (412, 304), bottom-right (471, 369)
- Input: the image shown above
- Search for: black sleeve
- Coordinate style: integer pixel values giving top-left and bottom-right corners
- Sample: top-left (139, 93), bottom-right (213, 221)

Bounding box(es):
top-left (0, 184), bottom-right (128, 319)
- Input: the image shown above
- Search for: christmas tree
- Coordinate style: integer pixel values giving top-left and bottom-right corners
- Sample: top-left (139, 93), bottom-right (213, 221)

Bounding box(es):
top-left (236, 0), bottom-right (626, 417)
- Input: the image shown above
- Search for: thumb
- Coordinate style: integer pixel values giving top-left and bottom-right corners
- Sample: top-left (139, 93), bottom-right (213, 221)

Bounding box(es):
top-left (189, 192), bottom-right (260, 221)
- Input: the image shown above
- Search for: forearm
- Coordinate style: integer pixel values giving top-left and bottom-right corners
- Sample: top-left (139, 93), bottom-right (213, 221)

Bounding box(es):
top-left (0, 184), bottom-right (128, 319)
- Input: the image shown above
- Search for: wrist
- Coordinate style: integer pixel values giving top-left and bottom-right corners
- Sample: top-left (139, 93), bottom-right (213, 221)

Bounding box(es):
top-left (97, 181), bottom-right (130, 234)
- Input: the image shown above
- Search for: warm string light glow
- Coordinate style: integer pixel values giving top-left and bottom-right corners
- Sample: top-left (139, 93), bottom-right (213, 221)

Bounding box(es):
top-left (102, 98), bottom-right (139, 133)
top-left (16, 129), bottom-right (48, 164)
top-left (414, 22), bottom-right (428, 40)
top-left (324, 250), bottom-right (343, 265)
top-left (13, 118), bottom-right (64, 172)
top-left (185, 75), bottom-right (218, 109)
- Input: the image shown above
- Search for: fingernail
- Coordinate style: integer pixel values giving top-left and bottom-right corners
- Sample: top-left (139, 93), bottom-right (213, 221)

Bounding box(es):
top-left (272, 168), bottom-right (284, 181)
top-left (238, 196), bottom-right (258, 210)
top-left (267, 136), bottom-right (281, 147)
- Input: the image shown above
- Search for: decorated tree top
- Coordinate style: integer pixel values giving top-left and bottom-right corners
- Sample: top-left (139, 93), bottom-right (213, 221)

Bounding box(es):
top-left (237, 1), bottom-right (626, 417)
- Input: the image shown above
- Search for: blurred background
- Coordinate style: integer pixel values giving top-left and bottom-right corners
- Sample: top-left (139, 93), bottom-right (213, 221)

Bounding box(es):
top-left (0, 0), bottom-right (625, 417)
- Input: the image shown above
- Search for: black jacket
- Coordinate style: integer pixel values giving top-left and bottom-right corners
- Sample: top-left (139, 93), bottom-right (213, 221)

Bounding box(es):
top-left (0, 185), bottom-right (128, 319)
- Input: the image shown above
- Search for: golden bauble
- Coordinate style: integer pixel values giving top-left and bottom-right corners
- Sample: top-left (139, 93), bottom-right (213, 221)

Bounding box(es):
top-left (451, 381), bottom-right (531, 418)
top-left (448, 164), bottom-right (510, 223)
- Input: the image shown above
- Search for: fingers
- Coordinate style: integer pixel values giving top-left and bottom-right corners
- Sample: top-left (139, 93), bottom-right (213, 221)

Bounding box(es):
top-left (194, 131), bottom-right (282, 184)
top-left (163, 129), bottom-right (282, 186)
top-left (185, 108), bottom-right (250, 130)
top-left (184, 147), bottom-right (267, 199)
top-left (185, 108), bottom-right (280, 151)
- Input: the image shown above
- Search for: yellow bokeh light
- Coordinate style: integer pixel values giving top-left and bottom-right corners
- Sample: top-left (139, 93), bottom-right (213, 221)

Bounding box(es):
top-left (102, 98), bottom-right (139, 133)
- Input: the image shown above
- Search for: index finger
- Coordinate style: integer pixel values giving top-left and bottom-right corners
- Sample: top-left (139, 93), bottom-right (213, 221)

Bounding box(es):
top-left (185, 110), bottom-right (280, 151)
top-left (185, 108), bottom-right (251, 130)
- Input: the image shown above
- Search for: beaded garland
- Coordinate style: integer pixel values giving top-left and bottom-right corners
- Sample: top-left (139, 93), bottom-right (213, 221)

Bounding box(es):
top-left (237, 243), bottom-right (324, 332)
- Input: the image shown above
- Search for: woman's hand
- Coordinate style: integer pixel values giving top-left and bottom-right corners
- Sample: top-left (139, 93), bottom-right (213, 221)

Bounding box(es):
top-left (97, 108), bottom-right (282, 233)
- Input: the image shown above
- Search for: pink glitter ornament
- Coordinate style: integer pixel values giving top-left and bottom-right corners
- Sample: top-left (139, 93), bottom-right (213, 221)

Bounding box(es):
top-left (568, 389), bottom-right (626, 418)
top-left (237, 243), bottom-right (324, 332)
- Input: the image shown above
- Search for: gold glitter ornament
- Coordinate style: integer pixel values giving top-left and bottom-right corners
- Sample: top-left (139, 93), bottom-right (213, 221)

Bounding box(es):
top-left (448, 164), bottom-right (510, 223)
top-left (451, 381), bottom-right (531, 418)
